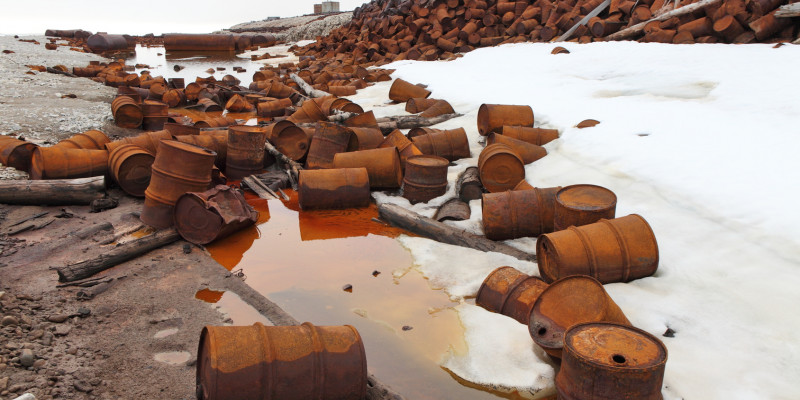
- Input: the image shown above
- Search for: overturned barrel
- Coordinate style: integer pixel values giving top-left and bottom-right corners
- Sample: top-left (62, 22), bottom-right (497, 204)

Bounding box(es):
top-left (53, 130), bottom-right (110, 150)
top-left (477, 104), bottom-right (534, 136)
top-left (87, 34), bottom-right (129, 52)
top-left (298, 168), bottom-right (371, 210)
top-left (333, 147), bottom-right (403, 189)
top-left (108, 144), bottom-right (154, 197)
top-left (553, 184), bottom-right (617, 232)
top-left (174, 185), bottom-right (258, 245)
top-left (195, 116), bottom-right (237, 129)
top-left (379, 130), bottom-right (422, 168)
top-left (0, 136), bottom-right (37, 172)
top-left (105, 130), bottom-right (173, 155)
top-left (476, 266), bottom-right (549, 324)
top-left (487, 133), bottom-right (546, 164)
top-left (411, 128), bottom-right (471, 162)
top-left (306, 123), bottom-right (351, 169)
top-left (481, 187), bottom-right (562, 241)
top-left (402, 155), bottom-right (449, 204)
top-left (389, 78), bottom-right (431, 103)
top-left (265, 120), bottom-right (309, 161)
top-left (347, 127), bottom-right (384, 151)
top-left (537, 214), bottom-right (659, 284)
top-left (225, 125), bottom-right (267, 180)
top-left (29, 148), bottom-right (108, 180)
top-left (176, 132), bottom-right (228, 169)
top-left (111, 96), bottom-right (143, 129)
top-left (503, 126), bottom-right (559, 146)
top-left (477, 143), bottom-right (525, 193)
top-left (163, 34), bottom-right (235, 52)
top-left (197, 322), bottom-right (367, 400)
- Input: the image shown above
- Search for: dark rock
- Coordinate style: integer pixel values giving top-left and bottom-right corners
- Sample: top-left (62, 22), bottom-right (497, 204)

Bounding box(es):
top-left (19, 348), bottom-right (34, 367)
top-left (73, 380), bottom-right (92, 393)
top-left (402, 325), bottom-right (413, 331)
top-left (342, 284), bottom-right (353, 293)
top-left (1, 316), bottom-right (18, 326)
top-left (47, 315), bottom-right (69, 323)
top-left (663, 328), bottom-right (676, 338)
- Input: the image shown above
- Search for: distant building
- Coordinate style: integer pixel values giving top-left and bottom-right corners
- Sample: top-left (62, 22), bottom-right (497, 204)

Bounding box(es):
top-left (314, 1), bottom-right (339, 13)
top-left (314, 4), bottom-right (322, 14)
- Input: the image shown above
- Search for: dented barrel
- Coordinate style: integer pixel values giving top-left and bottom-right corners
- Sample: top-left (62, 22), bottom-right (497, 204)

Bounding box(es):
top-left (389, 78), bottom-right (431, 103)
top-left (306, 123), bottom-right (351, 169)
top-left (481, 187), bottom-right (562, 241)
top-left (402, 155), bottom-right (449, 204)
top-left (477, 104), bottom-right (534, 136)
top-left (476, 266), bottom-right (549, 324)
top-left (298, 168), bottom-right (371, 210)
top-left (53, 130), bottom-right (110, 150)
top-left (553, 184), bottom-right (617, 232)
top-left (174, 185), bottom-right (258, 245)
top-left (108, 144), bottom-right (154, 197)
top-left (111, 96), bottom-right (143, 129)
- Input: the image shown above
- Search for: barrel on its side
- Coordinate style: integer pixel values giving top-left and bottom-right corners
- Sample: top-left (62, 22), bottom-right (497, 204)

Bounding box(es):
top-left (53, 130), bottom-right (110, 150)
top-left (476, 266), bottom-right (549, 324)
top-left (105, 130), bottom-right (174, 155)
top-left (111, 96), bottom-right (143, 129)
top-left (411, 128), bottom-right (471, 161)
top-left (163, 34), bottom-right (236, 52)
top-left (29, 148), bottom-right (108, 180)
top-left (379, 130), bottom-right (423, 168)
top-left (481, 187), bottom-right (562, 240)
top-left (389, 78), bottom-right (432, 103)
top-left (0, 136), bottom-right (37, 172)
top-left (108, 144), bottom-right (154, 197)
top-left (87, 34), bottom-right (129, 52)
top-left (266, 120), bottom-right (309, 161)
top-left (553, 184), bottom-right (617, 232)
top-left (477, 104), bottom-right (534, 136)
top-left (477, 143), bottom-right (525, 193)
top-left (174, 185), bottom-right (258, 245)
top-left (487, 133), bottom-right (546, 164)
top-left (502, 126), bottom-right (559, 146)
top-left (298, 168), bottom-right (371, 210)
top-left (333, 147), bottom-right (403, 189)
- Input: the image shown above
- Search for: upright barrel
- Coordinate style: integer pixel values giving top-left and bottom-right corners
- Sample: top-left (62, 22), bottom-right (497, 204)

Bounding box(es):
top-left (553, 184), bottom-right (617, 231)
top-left (401, 155), bottom-right (449, 203)
top-left (481, 187), bottom-right (562, 240)
top-left (476, 266), bottom-right (549, 324)
top-left (225, 125), bottom-right (267, 180)
top-left (477, 143), bottom-right (525, 193)
top-left (174, 185), bottom-right (258, 245)
top-left (142, 100), bottom-right (169, 131)
top-left (305, 123), bottom-right (351, 169)
top-left (477, 104), bottom-right (534, 136)
top-left (298, 168), bottom-right (371, 210)
top-left (108, 144), bottom-right (154, 197)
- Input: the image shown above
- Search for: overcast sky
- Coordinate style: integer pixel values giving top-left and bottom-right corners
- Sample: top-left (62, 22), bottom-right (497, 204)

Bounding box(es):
top-left (0, 0), bottom-right (367, 36)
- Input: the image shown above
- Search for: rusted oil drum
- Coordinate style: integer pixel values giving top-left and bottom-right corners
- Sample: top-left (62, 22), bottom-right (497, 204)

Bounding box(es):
top-left (106, 130), bottom-right (174, 155)
top-left (328, 85), bottom-right (357, 96)
top-left (389, 79), bottom-right (431, 103)
top-left (196, 98), bottom-right (223, 113)
top-left (257, 98), bottom-right (292, 118)
top-left (306, 123), bottom-right (352, 169)
top-left (225, 125), bottom-right (268, 180)
top-left (553, 184), bottom-right (617, 232)
top-left (164, 123), bottom-right (199, 137)
top-left (407, 127), bottom-right (439, 139)
top-left (288, 99), bottom-right (326, 124)
top-left (514, 180), bottom-right (534, 191)
top-left (347, 127), bottom-right (384, 151)
top-left (197, 322), bottom-right (367, 400)
top-left (433, 198), bottom-right (471, 222)
top-left (487, 133), bottom-right (546, 164)
top-left (405, 97), bottom-right (439, 113)
top-left (419, 99), bottom-right (455, 118)
top-left (185, 82), bottom-right (205, 101)
top-left (118, 86), bottom-right (148, 103)
top-left (298, 168), bottom-right (371, 210)
top-left (478, 143), bottom-right (525, 193)
top-left (503, 126), bottom-right (559, 146)
top-left (476, 266), bottom-right (549, 324)
top-left (111, 96), bottom-right (143, 129)
top-left (411, 128), bottom-right (471, 161)
top-left (481, 187), bottom-right (562, 241)
top-left (0, 136), bottom-right (37, 172)
top-left (142, 100), bottom-right (169, 131)
top-left (174, 185), bottom-right (258, 245)
top-left (87, 34), bottom-right (129, 52)
top-left (195, 116), bottom-right (237, 129)
top-left (378, 130), bottom-right (422, 168)
top-left (53, 130), bottom-right (110, 150)
top-left (529, 275), bottom-right (631, 359)
top-left (557, 323), bottom-right (667, 400)
top-left (343, 111), bottom-right (379, 129)
top-left (402, 155), bottom-right (449, 203)
top-left (333, 147), bottom-right (403, 189)
top-left (225, 94), bottom-right (254, 113)
top-left (537, 214), bottom-right (659, 284)
top-left (163, 89), bottom-right (187, 107)
top-left (176, 133), bottom-right (228, 169)
top-left (141, 140), bottom-right (216, 229)
top-left (163, 34), bottom-right (235, 52)
top-left (148, 82), bottom-right (168, 101)
top-left (30, 148), bottom-right (108, 180)
top-left (265, 121), bottom-right (309, 161)
top-left (108, 144), bottom-right (154, 197)
top-left (477, 104), bottom-right (534, 136)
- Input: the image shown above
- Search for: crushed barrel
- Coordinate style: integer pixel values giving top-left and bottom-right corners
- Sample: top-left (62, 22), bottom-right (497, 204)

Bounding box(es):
top-left (174, 185), bottom-right (258, 245)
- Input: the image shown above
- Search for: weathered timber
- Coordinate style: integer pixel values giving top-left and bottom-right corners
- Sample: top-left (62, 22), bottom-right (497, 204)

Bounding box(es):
top-left (242, 176), bottom-right (278, 200)
top-left (456, 167), bottom-right (483, 202)
top-left (264, 140), bottom-right (303, 189)
top-left (289, 73), bottom-right (330, 99)
top-left (376, 113), bottom-right (462, 135)
top-left (557, 0), bottom-right (612, 41)
top-left (775, 3), bottom-right (800, 17)
top-left (604, 0), bottom-right (724, 41)
top-left (0, 176), bottom-right (106, 205)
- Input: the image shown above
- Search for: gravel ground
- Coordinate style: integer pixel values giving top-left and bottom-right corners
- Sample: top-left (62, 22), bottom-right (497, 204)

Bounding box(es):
top-left (226, 13), bottom-right (353, 42)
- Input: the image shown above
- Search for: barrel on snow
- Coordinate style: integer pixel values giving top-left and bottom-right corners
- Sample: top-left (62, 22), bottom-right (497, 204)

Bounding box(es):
top-left (481, 187), bottom-right (562, 241)
top-left (389, 78), bottom-right (431, 103)
top-left (476, 266), bottom-right (549, 324)
top-left (402, 155), bottom-right (449, 204)
top-left (477, 143), bottom-right (525, 192)
top-left (553, 184), bottom-right (617, 232)
top-left (411, 128), bottom-right (471, 162)
top-left (477, 104), bottom-right (534, 136)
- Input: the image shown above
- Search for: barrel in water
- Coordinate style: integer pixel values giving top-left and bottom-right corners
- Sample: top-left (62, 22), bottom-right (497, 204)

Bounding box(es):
top-left (401, 155), bottom-right (449, 203)
top-left (481, 187), bottom-right (561, 241)
top-left (174, 185), bottom-right (258, 245)
top-left (557, 323), bottom-right (667, 400)
top-left (333, 147), bottom-right (403, 189)
top-left (298, 168), bottom-right (371, 210)
top-left (477, 104), bottom-right (534, 136)
top-left (553, 184), bottom-right (617, 232)
top-left (265, 120), bottom-right (309, 161)
top-left (87, 34), bottom-right (129, 52)
top-left (225, 125), bottom-right (267, 180)
top-left (29, 148), bottom-right (108, 180)
top-left (476, 266), bottom-right (549, 325)
top-left (108, 144), bottom-right (154, 197)
top-left (477, 143), bottom-right (525, 193)
top-left (163, 34), bottom-right (236, 52)
top-left (305, 123), bottom-right (352, 169)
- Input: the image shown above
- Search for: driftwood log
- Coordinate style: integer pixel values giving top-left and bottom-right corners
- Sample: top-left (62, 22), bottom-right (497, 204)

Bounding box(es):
top-left (55, 228), bottom-right (181, 282)
top-left (456, 167), bottom-right (483, 202)
top-left (604, 0), bottom-right (724, 41)
top-left (290, 73), bottom-right (331, 99)
top-left (376, 113), bottom-right (461, 135)
top-left (264, 141), bottom-right (303, 190)
top-left (378, 203), bottom-right (537, 262)
top-left (0, 176), bottom-right (106, 205)
top-left (556, 0), bottom-right (612, 41)
top-left (775, 3), bottom-right (800, 17)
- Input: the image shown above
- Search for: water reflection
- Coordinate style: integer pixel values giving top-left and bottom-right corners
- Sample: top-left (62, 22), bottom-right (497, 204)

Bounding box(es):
top-left (127, 45), bottom-right (264, 87)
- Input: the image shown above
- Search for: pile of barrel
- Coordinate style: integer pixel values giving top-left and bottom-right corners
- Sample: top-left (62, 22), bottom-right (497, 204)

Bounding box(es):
top-left (293, 0), bottom-right (798, 64)
top-left (44, 30), bottom-right (278, 54)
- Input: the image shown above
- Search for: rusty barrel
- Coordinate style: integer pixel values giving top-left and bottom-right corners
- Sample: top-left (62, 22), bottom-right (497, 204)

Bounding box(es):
top-left (411, 128), bottom-right (470, 162)
top-left (163, 89), bottom-right (187, 107)
top-left (225, 125), bottom-right (267, 180)
top-left (298, 168), bottom-right (371, 210)
top-left (196, 98), bottom-right (223, 113)
top-left (225, 94), bottom-right (253, 113)
top-left (557, 323), bottom-right (667, 400)
top-left (257, 98), bottom-right (292, 118)
top-left (407, 127), bottom-right (439, 139)
top-left (482, 187), bottom-right (562, 241)
top-left (477, 143), bottom-right (525, 193)
top-left (347, 127), bottom-right (384, 151)
top-left (86, 34), bottom-right (129, 52)
top-left (105, 130), bottom-right (174, 155)
top-left (405, 97), bottom-right (439, 113)
top-left (333, 147), bottom-right (403, 189)
top-left (53, 130), bottom-right (110, 150)
top-left (477, 104), bottom-right (534, 136)
top-left (288, 99), bottom-right (326, 124)
top-left (487, 133), bottom-right (546, 164)
top-left (197, 322), bottom-right (367, 400)
top-left (379, 130), bottom-right (422, 168)
top-left (0, 136), bottom-right (37, 172)
top-left (163, 34), bottom-right (235, 52)
top-left (343, 111), bottom-right (379, 129)
top-left (305, 123), bottom-right (351, 169)
top-left (142, 140), bottom-right (216, 229)
top-left (476, 266), bottom-right (549, 324)
top-left (111, 96), bottom-right (143, 129)
top-left (537, 214), bottom-right (659, 284)
top-left (29, 148), bottom-right (108, 180)
top-left (328, 86), bottom-right (357, 96)
top-left (514, 180), bottom-right (534, 191)
top-left (108, 144), bottom-right (154, 197)
top-left (529, 275), bottom-right (631, 359)
top-left (266, 120), bottom-right (309, 161)
top-left (389, 78), bottom-right (431, 103)
top-left (174, 185), bottom-right (258, 245)
top-left (503, 126), bottom-right (559, 146)
top-left (164, 123), bottom-right (199, 137)
top-left (176, 132), bottom-right (228, 169)
top-left (553, 184), bottom-right (617, 232)
top-left (195, 116), bottom-right (236, 129)
top-left (402, 155), bottom-right (448, 203)
top-left (419, 100), bottom-right (455, 118)
top-left (142, 100), bottom-right (169, 131)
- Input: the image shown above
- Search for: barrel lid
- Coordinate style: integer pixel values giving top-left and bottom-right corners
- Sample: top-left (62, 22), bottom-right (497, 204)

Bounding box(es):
top-left (564, 322), bottom-right (667, 370)
top-left (406, 154), bottom-right (448, 167)
top-left (557, 184), bottom-right (617, 210)
top-left (159, 140), bottom-right (217, 158)
top-left (174, 193), bottom-right (224, 245)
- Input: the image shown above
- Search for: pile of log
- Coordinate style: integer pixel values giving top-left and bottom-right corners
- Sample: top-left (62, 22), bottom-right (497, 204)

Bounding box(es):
top-left (293, 0), bottom-right (799, 63)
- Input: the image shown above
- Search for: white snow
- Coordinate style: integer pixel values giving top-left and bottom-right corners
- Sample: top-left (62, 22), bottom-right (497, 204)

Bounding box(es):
top-left (347, 41), bottom-right (800, 399)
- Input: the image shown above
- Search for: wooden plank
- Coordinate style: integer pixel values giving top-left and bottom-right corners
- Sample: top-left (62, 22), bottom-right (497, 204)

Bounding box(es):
top-left (604, 0), bottom-right (724, 41)
top-left (775, 3), bottom-right (800, 18)
top-left (556, 0), bottom-right (612, 42)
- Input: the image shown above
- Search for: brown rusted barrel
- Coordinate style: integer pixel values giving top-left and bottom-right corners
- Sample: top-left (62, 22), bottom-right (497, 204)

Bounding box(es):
top-left (163, 34), bottom-right (235, 52)
top-left (514, 180), bottom-right (534, 190)
top-left (537, 214), bottom-right (659, 284)
top-left (29, 148), bottom-right (108, 180)
top-left (163, 89), bottom-right (187, 107)
top-left (553, 184), bottom-right (617, 232)
top-left (105, 130), bottom-right (174, 155)
top-left (86, 34), bottom-right (129, 52)
top-left (333, 147), bottom-right (403, 189)
top-left (379, 130), bottom-right (422, 168)
top-left (407, 127), bottom-right (439, 139)
top-left (266, 120), bottom-right (309, 161)
top-left (487, 133), bottom-right (547, 164)
top-left (557, 323), bottom-right (667, 400)
top-left (343, 111), bottom-right (379, 129)
top-left (389, 78), bottom-right (432, 103)
top-left (197, 322), bottom-right (367, 400)
top-left (419, 100), bottom-right (455, 118)
top-left (305, 123), bottom-right (352, 169)
top-left (298, 168), bottom-right (371, 210)
top-left (411, 128), bottom-right (471, 161)
top-left (328, 85), bottom-right (357, 96)
top-left (196, 98), bottom-right (223, 113)
top-left (347, 127), bottom-right (384, 151)
top-left (477, 104), bottom-right (534, 136)
top-left (401, 155), bottom-right (448, 203)
top-left (225, 125), bottom-right (267, 180)
top-left (478, 143), bottom-right (525, 193)
top-left (111, 96), bottom-right (143, 129)
top-left (108, 144), bottom-right (154, 197)
top-left (257, 98), bottom-right (292, 118)
top-left (174, 185), bottom-right (258, 245)
top-left (164, 123), bottom-right (199, 137)
top-left (176, 133), bottom-right (228, 169)
top-left (142, 100), bottom-right (169, 131)
top-left (482, 187), bottom-right (562, 241)
top-left (476, 266), bottom-right (549, 325)
top-left (225, 94), bottom-right (254, 113)
top-left (502, 126), bottom-right (559, 146)
top-left (142, 140), bottom-right (216, 229)
top-left (288, 99), bottom-right (326, 124)
top-left (0, 136), bottom-right (37, 172)
top-left (53, 130), bottom-right (110, 150)
top-left (405, 97), bottom-right (439, 113)
top-left (195, 116), bottom-right (236, 129)
top-left (529, 275), bottom-right (631, 359)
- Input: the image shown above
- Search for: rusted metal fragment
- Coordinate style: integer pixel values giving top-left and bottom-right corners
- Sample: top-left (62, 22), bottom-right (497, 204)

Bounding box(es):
top-left (174, 185), bottom-right (258, 245)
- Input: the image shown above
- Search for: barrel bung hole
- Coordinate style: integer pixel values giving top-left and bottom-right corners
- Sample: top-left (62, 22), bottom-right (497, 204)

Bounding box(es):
top-left (537, 327), bottom-right (547, 336)
top-left (612, 354), bottom-right (626, 364)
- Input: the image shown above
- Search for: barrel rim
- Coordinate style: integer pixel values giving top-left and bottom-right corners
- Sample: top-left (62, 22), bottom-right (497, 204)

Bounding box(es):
top-left (563, 321), bottom-right (668, 371)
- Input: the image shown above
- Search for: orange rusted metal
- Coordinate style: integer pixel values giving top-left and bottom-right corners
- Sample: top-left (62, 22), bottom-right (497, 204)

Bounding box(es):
top-left (86, 34), bottom-right (129, 52)
top-left (195, 116), bottom-right (237, 129)
top-left (142, 100), bottom-right (169, 131)
top-left (163, 34), bottom-right (235, 52)
top-left (328, 85), bottom-right (358, 96)
top-left (196, 98), bottom-right (223, 113)
top-left (29, 147), bottom-right (108, 180)
top-left (347, 127), bottom-right (384, 151)
top-left (105, 130), bottom-right (174, 155)
top-left (405, 97), bottom-right (439, 113)
top-left (288, 99), bottom-right (326, 124)
top-left (266, 120), bottom-right (309, 161)
top-left (477, 143), bottom-right (525, 193)
top-left (174, 185), bottom-right (258, 245)
top-left (141, 140), bottom-right (216, 229)
top-left (0, 136), bottom-right (37, 172)
top-left (333, 147), bottom-right (403, 189)
top-left (306, 123), bottom-right (352, 169)
top-left (379, 129), bottom-right (423, 168)
top-left (482, 186), bottom-right (562, 241)
top-left (558, 322), bottom-right (667, 400)
top-left (53, 130), bottom-right (110, 150)
top-left (164, 123), bottom-right (199, 137)
top-left (257, 98), bottom-right (293, 118)
top-left (343, 110), bottom-right (379, 129)
top-left (529, 275), bottom-right (631, 359)
top-left (502, 126), bottom-right (559, 146)
top-left (487, 133), bottom-right (547, 164)
top-left (477, 104), bottom-right (534, 136)
top-left (513, 180), bottom-right (534, 191)
top-left (196, 322), bottom-right (367, 400)
top-left (225, 94), bottom-right (254, 113)
top-left (537, 214), bottom-right (659, 284)
top-left (176, 132), bottom-right (228, 169)
top-left (389, 78), bottom-right (432, 103)
top-left (108, 144), bottom-right (154, 197)
top-left (406, 127), bottom-right (439, 139)
top-left (163, 89), bottom-right (187, 108)
top-left (419, 99), bottom-right (455, 118)
top-left (553, 184), bottom-right (617, 232)
top-left (111, 96), bottom-right (143, 129)
top-left (402, 155), bottom-right (449, 203)
top-left (225, 125), bottom-right (268, 180)
top-left (411, 127), bottom-right (470, 162)
top-left (298, 168), bottom-right (371, 210)
top-left (476, 266), bottom-right (549, 324)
